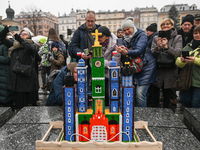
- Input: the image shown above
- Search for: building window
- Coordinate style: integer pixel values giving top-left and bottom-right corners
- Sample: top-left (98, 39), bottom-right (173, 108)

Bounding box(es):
top-left (68, 107), bottom-right (71, 112)
top-left (68, 131), bottom-right (71, 135)
top-left (39, 25), bottom-right (43, 29)
top-left (95, 85), bottom-right (101, 93)
top-left (80, 107), bottom-right (84, 111)
top-left (79, 22), bottom-right (81, 25)
top-left (126, 119), bottom-right (129, 123)
top-left (80, 88), bottom-right (83, 92)
top-left (67, 92), bottom-right (71, 97)
top-left (112, 89), bottom-right (117, 97)
top-left (68, 126), bottom-right (71, 130)
top-left (126, 107), bottom-right (129, 112)
top-left (62, 26), bottom-right (64, 30)
top-left (104, 21), bottom-right (106, 24)
top-left (68, 113), bottom-right (71, 117)
top-left (68, 118), bottom-right (71, 123)
top-left (127, 92), bottom-right (130, 97)
top-left (112, 70), bottom-right (117, 78)
top-left (23, 20), bottom-right (26, 24)
top-left (127, 100), bottom-right (130, 105)
top-left (109, 20), bottom-right (111, 24)
top-left (80, 98), bottom-right (84, 102)
top-left (68, 100), bottom-right (71, 105)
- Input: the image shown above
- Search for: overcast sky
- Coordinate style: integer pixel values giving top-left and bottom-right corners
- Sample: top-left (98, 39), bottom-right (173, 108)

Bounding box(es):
top-left (1, 0), bottom-right (200, 19)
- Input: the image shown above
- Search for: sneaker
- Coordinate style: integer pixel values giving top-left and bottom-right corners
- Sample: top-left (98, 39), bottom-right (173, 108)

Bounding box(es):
top-left (41, 84), bottom-right (47, 89)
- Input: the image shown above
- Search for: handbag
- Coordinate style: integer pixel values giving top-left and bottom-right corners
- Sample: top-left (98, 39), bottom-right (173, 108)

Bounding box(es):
top-left (174, 64), bottom-right (193, 91)
top-left (130, 57), bottom-right (143, 73)
top-left (157, 51), bottom-right (175, 68)
top-left (12, 56), bottom-right (33, 77)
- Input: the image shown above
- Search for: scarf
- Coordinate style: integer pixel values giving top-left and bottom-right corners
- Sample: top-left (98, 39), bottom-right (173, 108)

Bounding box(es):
top-left (191, 40), bottom-right (200, 50)
top-left (101, 39), bottom-right (109, 53)
top-left (124, 26), bottom-right (138, 43)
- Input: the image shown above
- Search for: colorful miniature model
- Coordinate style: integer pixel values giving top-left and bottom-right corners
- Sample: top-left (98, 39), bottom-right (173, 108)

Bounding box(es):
top-left (63, 29), bottom-right (135, 142)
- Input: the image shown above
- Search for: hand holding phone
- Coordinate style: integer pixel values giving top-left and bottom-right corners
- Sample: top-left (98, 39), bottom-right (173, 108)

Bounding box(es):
top-left (116, 38), bottom-right (123, 46)
top-left (182, 51), bottom-right (189, 59)
top-left (9, 26), bottom-right (19, 31)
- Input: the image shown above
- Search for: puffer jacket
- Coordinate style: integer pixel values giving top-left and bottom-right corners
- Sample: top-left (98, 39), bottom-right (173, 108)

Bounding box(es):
top-left (68, 23), bottom-right (101, 60)
top-left (122, 28), bottom-right (148, 86)
top-left (0, 42), bottom-right (14, 103)
top-left (49, 51), bottom-right (64, 71)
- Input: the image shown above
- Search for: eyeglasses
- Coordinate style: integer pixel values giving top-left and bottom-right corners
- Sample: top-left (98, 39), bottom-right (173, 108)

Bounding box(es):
top-left (86, 20), bottom-right (95, 23)
top-left (20, 33), bottom-right (28, 35)
top-left (161, 23), bottom-right (171, 26)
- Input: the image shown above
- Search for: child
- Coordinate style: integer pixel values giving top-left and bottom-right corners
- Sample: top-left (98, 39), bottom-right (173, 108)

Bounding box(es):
top-left (49, 42), bottom-right (64, 71)
top-left (38, 37), bottom-right (51, 89)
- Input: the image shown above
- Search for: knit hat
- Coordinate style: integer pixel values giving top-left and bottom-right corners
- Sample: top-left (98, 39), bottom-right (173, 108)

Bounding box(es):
top-left (0, 25), bottom-right (4, 32)
top-left (20, 27), bottom-right (34, 38)
top-left (117, 28), bottom-right (123, 33)
top-left (146, 23), bottom-right (157, 32)
top-left (121, 17), bottom-right (135, 29)
top-left (51, 42), bottom-right (59, 49)
top-left (194, 13), bottom-right (200, 21)
top-left (39, 37), bottom-right (47, 44)
top-left (181, 14), bottom-right (194, 25)
top-left (98, 26), bottom-right (111, 37)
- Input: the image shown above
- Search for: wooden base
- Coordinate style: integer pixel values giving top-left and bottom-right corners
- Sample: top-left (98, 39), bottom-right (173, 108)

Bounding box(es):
top-left (36, 121), bottom-right (162, 150)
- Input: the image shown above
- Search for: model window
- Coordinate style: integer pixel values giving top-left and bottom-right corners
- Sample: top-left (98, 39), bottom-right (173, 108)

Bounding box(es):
top-left (68, 118), bottom-right (71, 123)
top-left (67, 92), bottom-right (71, 97)
top-left (68, 107), bottom-right (71, 112)
top-left (68, 126), bottom-right (71, 130)
top-left (127, 100), bottom-right (130, 105)
top-left (112, 70), bottom-right (117, 78)
top-left (127, 92), bottom-right (130, 97)
top-left (68, 131), bottom-right (71, 135)
top-left (126, 119), bottom-right (129, 123)
top-left (126, 126), bottom-right (130, 130)
top-left (95, 85), bottom-right (101, 93)
top-left (80, 88), bottom-right (83, 92)
top-left (113, 107), bottom-right (116, 111)
top-left (126, 107), bottom-right (129, 112)
top-left (80, 107), bottom-right (84, 111)
top-left (68, 100), bottom-right (71, 105)
top-left (112, 89), bottom-right (117, 97)
top-left (68, 113), bottom-right (71, 117)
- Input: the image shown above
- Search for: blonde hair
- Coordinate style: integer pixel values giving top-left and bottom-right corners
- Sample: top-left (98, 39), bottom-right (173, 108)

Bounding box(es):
top-left (67, 62), bottom-right (78, 75)
top-left (160, 18), bottom-right (174, 29)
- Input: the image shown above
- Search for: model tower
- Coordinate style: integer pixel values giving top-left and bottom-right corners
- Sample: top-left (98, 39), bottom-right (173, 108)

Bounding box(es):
top-left (108, 51), bottom-right (120, 113)
top-left (77, 53), bottom-right (88, 112)
top-left (120, 55), bottom-right (135, 141)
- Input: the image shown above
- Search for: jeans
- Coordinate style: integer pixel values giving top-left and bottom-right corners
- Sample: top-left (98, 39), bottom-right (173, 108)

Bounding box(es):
top-left (180, 86), bottom-right (200, 108)
top-left (41, 66), bottom-right (51, 85)
top-left (135, 84), bottom-right (151, 107)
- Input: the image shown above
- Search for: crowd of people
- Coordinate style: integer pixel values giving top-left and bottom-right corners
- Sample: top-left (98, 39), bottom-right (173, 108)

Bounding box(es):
top-left (0, 11), bottom-right (200, 110)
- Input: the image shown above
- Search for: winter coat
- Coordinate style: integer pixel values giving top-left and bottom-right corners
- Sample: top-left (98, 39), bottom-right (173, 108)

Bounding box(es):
top-left (49, 51), bottom-right (64, 71)
top-left (151, 28), bottom-right (182, 89)
top-left (46, 66), bottom-right (68, 106)
top-left (136, 32), bottom-right (158, 86)
top-left (177, 27), bottom-right (194, 48)
top-left (122, 28), bottom-right (148, 86)
top-left (68, 23), bottom-right (101, 60)
top-left (176, 44), bottom-right (200, 88)
top-left (0, 42), bottom-right (14, 103)
top-left (0, 35), bottom-right (39, 92)
top-left (103, 33), bottom-right (121, 78)
top-left (38, 43), bottom-right (51, 67)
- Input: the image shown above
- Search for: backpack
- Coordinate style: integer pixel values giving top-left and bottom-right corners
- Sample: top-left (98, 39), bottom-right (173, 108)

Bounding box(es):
top-left (58, 40), bottom-right (66, 54)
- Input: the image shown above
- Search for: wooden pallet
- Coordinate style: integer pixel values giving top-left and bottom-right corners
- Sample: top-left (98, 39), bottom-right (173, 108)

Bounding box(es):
top-left (36, 121), bottom-right (162, 150)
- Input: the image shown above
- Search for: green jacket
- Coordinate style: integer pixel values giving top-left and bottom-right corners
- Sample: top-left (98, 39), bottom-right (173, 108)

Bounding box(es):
top-left (0, 42), bottom-right (14, 103)
top-left (176, 44), bottom-right (200, 88)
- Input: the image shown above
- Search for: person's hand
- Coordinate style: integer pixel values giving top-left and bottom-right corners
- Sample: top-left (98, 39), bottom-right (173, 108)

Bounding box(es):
top-left (9, 31), bottom-right (17, 38)
top-left (82, 53), bottom-right (89, 60)
top-left (180, 55), bottom-right (185, 62)
top-left (157, 37), bottom-right (162, 50)
top-left (116, 45), bottom-right (128, 55)
top-left (161, 38), bottom-right (168, 49)
top-left (184, 56), bottom-right (195, 63)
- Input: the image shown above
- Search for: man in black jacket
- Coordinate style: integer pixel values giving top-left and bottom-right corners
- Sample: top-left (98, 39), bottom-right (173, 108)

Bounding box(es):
top-left (178, 14), bottom-right (194, 48)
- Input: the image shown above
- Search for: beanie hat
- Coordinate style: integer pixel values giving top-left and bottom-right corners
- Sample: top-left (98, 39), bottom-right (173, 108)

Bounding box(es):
top-left (98, 26), bottom-right (111, 37)
top-left (182, 14), bottom-right (194, 25)
top-left (20, 27), bottom-right (34, 39)
top-left (146, 23), bottom-right (157, 32)
top-left (0, 25), bottom-right (4, 32)
top-left (194, 13), bottom-right (200, 21)
top-left (39, 37), bottom-right (47, 44)
top-left (121, 17), bottom-right (135, 29)
top-left (117, 28), bottom-right (123, 33)
top-left (51, 42), bottom-right (59, 49)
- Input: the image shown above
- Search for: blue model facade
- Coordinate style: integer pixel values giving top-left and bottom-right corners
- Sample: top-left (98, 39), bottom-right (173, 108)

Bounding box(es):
top-left (108, 55), bottom-right (120, 113)
top-left (77, 58), bottom-right (88, 112)
top-left (64, 87), bottom-right (75, 141)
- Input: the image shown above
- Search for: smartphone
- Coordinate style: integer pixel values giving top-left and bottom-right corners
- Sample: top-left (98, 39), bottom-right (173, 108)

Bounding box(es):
top-left (158, 30), bottom-right (170, 40)
top-left (116, 38), bottom-right (123, 46)
top-left (182, 51), bottom-right (189, 59)
top-left (9, 26), bottom-right (19, 31)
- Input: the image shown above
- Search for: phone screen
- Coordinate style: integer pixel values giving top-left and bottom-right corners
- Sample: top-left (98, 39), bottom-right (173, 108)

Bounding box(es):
top-left (182, 51), bottom-right (189, 59)
top-left (117, 38), bottom-right (123, 46)
top-left (9, 26), bottom-right (19, 31)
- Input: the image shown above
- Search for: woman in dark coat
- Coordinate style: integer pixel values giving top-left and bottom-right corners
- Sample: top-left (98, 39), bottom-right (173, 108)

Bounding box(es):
top-left (0, 25), bottom-right (14, 108)
top-left (0, 26), bottom-right (39, 109)
top-left (151, 18), bottom-right (182, 108)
